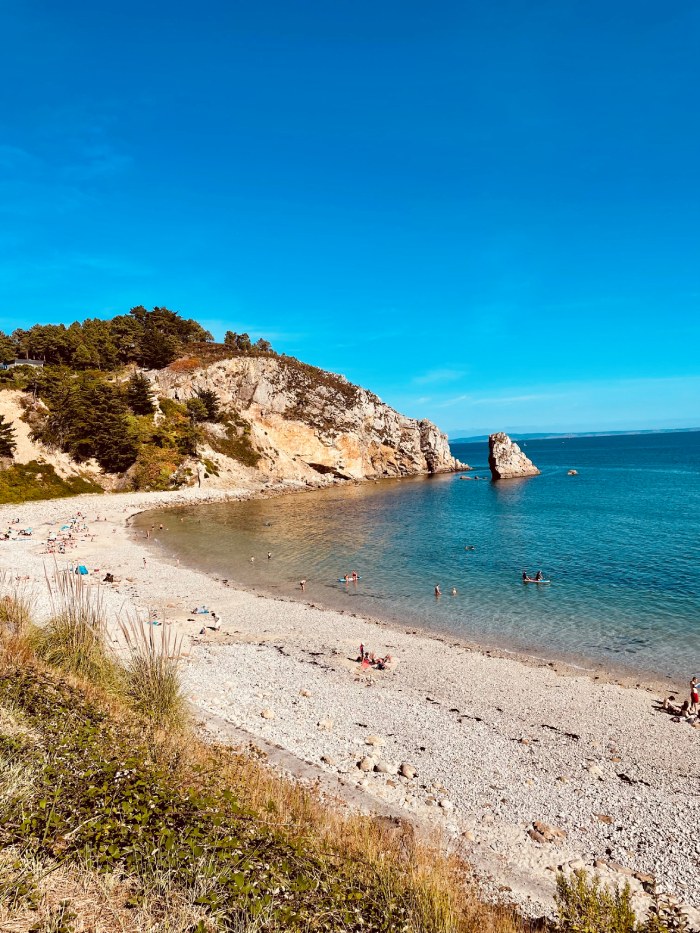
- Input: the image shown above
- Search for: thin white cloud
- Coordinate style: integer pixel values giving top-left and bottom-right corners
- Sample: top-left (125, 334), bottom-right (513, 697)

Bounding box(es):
top-left (412, 368), bottom-right (465, 386)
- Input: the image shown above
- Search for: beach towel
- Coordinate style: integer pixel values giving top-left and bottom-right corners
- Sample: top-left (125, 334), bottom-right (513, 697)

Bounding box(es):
top-left (76, 565), bottom-right (88, 575)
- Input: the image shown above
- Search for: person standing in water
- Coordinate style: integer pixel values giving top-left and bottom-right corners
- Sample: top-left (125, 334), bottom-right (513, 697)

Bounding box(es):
top-left (435, 584), bottom-right (441, 596)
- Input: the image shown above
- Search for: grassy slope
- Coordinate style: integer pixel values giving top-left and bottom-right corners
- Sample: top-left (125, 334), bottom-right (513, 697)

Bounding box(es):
top-left (0, 461), bottom-right (103, 505)
top-left (0, 660), bottom-right (529, 933)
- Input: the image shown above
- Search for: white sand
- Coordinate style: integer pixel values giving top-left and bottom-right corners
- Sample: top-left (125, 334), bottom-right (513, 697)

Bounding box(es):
top-left (1, 487), bottom-right (698, 922)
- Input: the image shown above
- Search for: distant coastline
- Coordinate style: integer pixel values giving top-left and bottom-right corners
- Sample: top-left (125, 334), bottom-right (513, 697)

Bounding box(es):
top-left (449, 426), bottom-right (700, 444)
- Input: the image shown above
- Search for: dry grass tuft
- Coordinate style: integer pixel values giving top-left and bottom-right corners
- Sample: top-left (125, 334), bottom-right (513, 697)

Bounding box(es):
top-left (0, 573), bottom-right (35, 665)
top-left (35, 567), bottom-right (118, 686)
top-left (119, 613), bottom-right (188, 729)
top-left (0, 848), bottom-right (217, 933)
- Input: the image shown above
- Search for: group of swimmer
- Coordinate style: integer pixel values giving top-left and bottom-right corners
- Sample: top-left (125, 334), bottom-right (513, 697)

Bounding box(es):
top-left (522, 571), bottom-right (546, 583)
top-left (342, 571), bottom-right (359, 583)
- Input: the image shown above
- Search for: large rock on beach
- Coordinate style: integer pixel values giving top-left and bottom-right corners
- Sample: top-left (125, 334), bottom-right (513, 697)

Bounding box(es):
top-left (488, 432), bottom-right (541, 480)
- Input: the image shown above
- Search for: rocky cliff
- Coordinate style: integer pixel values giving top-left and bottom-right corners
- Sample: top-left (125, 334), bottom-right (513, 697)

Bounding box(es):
top-left (151, 356), bottom-right (468, 483)
top-left (488, 432), bottom-right (540, 480)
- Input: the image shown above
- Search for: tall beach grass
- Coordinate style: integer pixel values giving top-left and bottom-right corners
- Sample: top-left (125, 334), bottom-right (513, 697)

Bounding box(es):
top-left (119, 613), bottom-right (188, 729)
top-left (35, 566), bottom-right (118, 686)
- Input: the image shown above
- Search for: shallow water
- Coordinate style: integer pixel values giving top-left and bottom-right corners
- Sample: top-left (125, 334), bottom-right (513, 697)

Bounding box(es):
top-left (135, 431), bottom-right (700, 680)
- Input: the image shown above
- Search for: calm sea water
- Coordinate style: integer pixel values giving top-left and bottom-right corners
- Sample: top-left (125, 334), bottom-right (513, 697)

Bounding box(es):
top-left (135, 432), bottom-right (700, 679)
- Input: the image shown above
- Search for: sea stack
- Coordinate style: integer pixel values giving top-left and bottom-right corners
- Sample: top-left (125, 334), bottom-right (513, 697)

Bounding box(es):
top-left (488, 432), bottom-right (541, 480)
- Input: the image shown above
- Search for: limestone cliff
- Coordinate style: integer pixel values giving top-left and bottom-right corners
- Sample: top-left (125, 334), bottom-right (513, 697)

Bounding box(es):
top-left (488, 432), bottom-right (540, 480)
top-left (151, 356), bottom-right (468, 483)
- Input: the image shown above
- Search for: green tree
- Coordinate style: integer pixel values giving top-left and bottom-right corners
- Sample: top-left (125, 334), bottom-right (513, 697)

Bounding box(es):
top-left (0, 415), bottom-right (16, 457)
top-left (126, 373), bottom-right (156, 415)
top-left (139, 328), bottom-right (180, 369)
top-left (0, 331), bottom-right (16, 365)
top-left (254, 337), bottom-right (273, 352)
top-left (194, 388), bottom-right (220, 421)
top-left (186, 398), bottom-right (208, 424)
top-left (71, 344), bottom-right (94, 370)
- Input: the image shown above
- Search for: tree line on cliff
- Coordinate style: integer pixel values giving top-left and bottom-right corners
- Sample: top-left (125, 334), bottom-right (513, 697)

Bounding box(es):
top-left (0, 306), bottom-right (270, 490)
top-left (2, 306), bottom-right (273, 370)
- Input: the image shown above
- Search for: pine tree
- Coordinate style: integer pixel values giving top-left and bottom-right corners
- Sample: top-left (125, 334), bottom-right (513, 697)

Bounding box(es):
top-left (195, 388), bottom-right (220, 421)
top-left (0, 415), bottom-right (16, 457)
top-left (126, 373), bottom-right (156, 415)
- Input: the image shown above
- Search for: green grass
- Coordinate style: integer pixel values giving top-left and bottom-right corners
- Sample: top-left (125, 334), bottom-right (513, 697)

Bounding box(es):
top-left (0, 461), bottom-right (103, 504)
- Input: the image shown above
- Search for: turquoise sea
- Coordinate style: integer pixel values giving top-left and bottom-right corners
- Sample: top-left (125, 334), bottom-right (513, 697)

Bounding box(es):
top-left (135, 431), bottom-right (700, 680)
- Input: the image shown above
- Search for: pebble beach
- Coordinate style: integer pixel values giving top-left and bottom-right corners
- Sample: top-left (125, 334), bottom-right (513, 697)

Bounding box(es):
top-left (1, 485), bottom-right (698, 923)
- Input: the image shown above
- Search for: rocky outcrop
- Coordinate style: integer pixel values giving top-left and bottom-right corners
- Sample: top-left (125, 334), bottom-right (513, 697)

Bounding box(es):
top-left (488, 432), bottom-right (540, 480)
top-left (151, 356), bottom-right (469, 482)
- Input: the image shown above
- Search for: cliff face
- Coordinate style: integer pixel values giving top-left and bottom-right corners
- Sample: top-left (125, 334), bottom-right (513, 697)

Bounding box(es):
top-left (151, 356), bottom-right (467, 482)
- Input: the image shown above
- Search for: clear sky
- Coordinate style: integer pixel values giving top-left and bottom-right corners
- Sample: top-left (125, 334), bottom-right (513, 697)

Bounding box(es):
top-left (2, 0), bottom-right (699, 436)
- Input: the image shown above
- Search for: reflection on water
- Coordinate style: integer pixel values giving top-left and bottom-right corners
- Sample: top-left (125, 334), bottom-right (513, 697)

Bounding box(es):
top-left (134, 432), bottom-right (700, 679)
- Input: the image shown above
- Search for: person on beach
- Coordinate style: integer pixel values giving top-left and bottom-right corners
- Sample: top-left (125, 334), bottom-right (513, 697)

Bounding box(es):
top-left (268, 552), bottom-right (272, 559)
top-left (691, 677), bottom-right (699, 713)
top-left (143, 557), bottom-right (147, 568)
top-left (435, 584), bottom-right (441, 596)
top-left (212, 612), bottom-right (222, 631)
top-left (300, 579), bottom-right (306, 592)
top-left (359, 643), bottom-right (364, 660)
top-left (452, 587), bottom-right (457, 595)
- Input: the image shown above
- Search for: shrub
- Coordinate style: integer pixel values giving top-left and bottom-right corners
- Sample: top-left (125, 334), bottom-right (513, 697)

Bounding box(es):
top-left (0, 461), bottom-right (103, 504)
top-left (130, 444), bottom-right (185, 491)
top-left (555, 869), bottom-right (636, 933)
top-left (119, 615), bottom-right (188, 729)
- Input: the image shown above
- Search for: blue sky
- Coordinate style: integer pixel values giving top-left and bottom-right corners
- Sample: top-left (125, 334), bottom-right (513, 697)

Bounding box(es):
top-left (1, 0), bottom-right (699, 436)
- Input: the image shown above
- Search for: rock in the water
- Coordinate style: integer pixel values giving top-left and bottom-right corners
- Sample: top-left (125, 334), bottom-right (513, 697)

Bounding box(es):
top-left (568, 469), bottom-right (578, 475)
top-left (488, 432), bottom-right (541, 480)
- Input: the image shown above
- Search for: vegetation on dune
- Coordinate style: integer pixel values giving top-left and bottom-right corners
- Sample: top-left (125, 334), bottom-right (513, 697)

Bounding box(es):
top-left (0, 584), bottom-right (531, 933)
top-left (0, 461), bottom-right (103, 504)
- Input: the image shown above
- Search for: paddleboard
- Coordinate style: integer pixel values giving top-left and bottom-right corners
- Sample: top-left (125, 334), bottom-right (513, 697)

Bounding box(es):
top-left (523, 579), bottom-right (550, 584)
top-left (339, 576), bottom-right (362, 582)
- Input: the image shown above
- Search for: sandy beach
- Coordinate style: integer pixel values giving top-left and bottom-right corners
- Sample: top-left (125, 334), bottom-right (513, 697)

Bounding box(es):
top-left (2, 485), bottom-right (698, 922)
